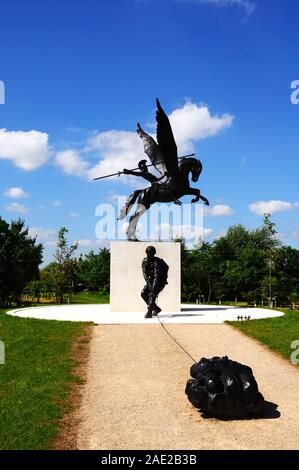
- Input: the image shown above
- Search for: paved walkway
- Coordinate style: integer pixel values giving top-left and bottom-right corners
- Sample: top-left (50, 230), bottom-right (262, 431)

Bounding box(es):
top-left (7, 304), bottom-right (283, 324)
top-left (76, 323), bottom-right (299, 450)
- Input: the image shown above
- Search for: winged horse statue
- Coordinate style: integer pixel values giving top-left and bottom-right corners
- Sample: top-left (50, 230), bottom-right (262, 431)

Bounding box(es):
top-left (118, 99), bottom-right (210, 240)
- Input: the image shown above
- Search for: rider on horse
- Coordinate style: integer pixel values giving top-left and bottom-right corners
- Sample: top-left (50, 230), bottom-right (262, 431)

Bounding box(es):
top-left (117, 99), bottom-right (209, 239)
top-left (118, 159), bottom-right (182, 220)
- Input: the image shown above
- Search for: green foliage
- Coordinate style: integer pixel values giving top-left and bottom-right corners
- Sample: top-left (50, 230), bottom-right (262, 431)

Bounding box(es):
top-left (274, 246), bottom-right (299, 304)
top-left (0, 310), bottom-right (88, 449)
top-left (53, 228), bottom-right (78, 304)
top-left (24, 279), bottom-right (43, 303)
top-left (181, 216), bottom-right (298, 305)
top-left (34, 246), bottom-right (111, 304)
top-left (71, 291), bottom-right (109, 304)
top-left (76, 248), bottom-right (110, 294)
top-left (0, 218), bottom-right (43, 307)
top-left (15, 215), bottom-right (298, 307)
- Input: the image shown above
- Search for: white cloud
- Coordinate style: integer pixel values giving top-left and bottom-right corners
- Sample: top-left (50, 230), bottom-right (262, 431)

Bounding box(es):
top-left (70, 211), bottom-right (80, 219)
top-left (168, 101), bottom-right (234, 153)
top-left (86, 130), bottom-right (142, 181)
top-left (294, 203), bottom-right (299, 209)
top-left (55, 149), bottom-right (89, 178)
top-left (249, 200), bottom-right (293, 216)
top-left (51, 199), bottom-right (62, 207)
top-left (45, 240), bottom-right (57, 247)
top-left (75, 239), bottom-right (92, 246)
top-left (0, 129), bottom-right (50, 170)
top-left (55, 100), bottom-right (233, 183)
top-left (177, 0), bottom-right (256, 16)
top-left (95, 239), bottom-right (111, 248)
top-left (4, 187), bottom-right (28, 199)
top-left (106, 193), bottom-right (128, 206)
top-left (204, 204), bottom-right (234, 217)
top-left (5, 202), bottom-right (29, 214)
top-left (28, 227), bottom-right (56, 241)
top-left (153, 223), bottom-right (212, 242)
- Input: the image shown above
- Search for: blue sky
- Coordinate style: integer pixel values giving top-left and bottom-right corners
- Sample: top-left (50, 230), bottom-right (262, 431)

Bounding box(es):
top-left (0, 0), bottom-right (299, 264)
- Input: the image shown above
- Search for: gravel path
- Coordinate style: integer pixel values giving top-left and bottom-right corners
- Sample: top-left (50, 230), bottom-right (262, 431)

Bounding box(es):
top-left (77, 324), bottom-right (299, 450)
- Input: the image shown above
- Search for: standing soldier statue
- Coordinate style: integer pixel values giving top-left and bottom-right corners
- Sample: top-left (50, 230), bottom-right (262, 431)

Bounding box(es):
top-left (141, 246), bottom-right (169, 318)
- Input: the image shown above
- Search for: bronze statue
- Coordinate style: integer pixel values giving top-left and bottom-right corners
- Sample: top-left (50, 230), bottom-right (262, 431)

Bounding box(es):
top-left (118, 159), bottom-right (171, 221)
top-left (123, 158), bottom-right (165, 184)
top-left (118, 158), bottom-right (182, 220)
top-left (141, 246), bottom-right (169, 318)
top-left (186, 356), bottom-right (265, 418)
top-left (118, 99), bottom-right (210, 240)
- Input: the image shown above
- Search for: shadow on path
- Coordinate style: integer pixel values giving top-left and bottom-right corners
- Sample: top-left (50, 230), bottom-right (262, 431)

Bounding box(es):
top-left (200, 401), bottom-right (280, 421)
top-left (159, 313), bottom-right (205, 319)
top-left (181, 307), bottom-right (232, 312)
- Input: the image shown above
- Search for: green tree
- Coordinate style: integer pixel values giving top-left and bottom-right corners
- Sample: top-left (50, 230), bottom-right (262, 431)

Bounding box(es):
top-left (274, 246), bottom-right (299, 305)
top-left (39, 262), bottom-right (61, 302)
top-left (53, 228), bottom-right (78, 304)
top-left (0, 217), bottom-right (43, 306)
top-left (180, 217), bottom-right (283, 305)
top-left (77, 247), bottom-right (110, 293)
top-left (190, 242), bottom-right (215, 303)
top-left (256, 214), bottom-right (280, 307)
top-left (24, 279), bottom-right (43, 303)
top-left (212, 225), bottom-right (251, 302)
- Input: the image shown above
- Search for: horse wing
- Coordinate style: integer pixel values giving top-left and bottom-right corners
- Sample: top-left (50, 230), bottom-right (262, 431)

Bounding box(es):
top-left (137, 123), bottom-right (167, 175)
top-left (156, 98), bottom-right (180, 182)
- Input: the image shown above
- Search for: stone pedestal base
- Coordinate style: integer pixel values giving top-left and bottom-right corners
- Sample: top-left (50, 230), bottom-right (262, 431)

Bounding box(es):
top-left (110, 241), bottom-right (181, 312)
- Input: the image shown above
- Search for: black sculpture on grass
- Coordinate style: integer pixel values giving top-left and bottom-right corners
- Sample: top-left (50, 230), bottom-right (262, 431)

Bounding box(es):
top-left (141, 246), bottom-right (169, 319)
top-left (185, 356), bottom-right (265, 418)
top-left (118, 99), bottom-right (210, 240)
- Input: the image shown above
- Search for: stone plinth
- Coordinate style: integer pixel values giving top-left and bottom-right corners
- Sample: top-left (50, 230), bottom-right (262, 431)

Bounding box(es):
top-left (110, 241), bottom-right (181, 312)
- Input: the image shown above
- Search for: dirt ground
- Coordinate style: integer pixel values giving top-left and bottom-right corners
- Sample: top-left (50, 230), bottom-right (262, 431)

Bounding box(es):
top-left (75, 324), bottom-right (299, 450)
top-left (54, 324), bottom-right (93, 450)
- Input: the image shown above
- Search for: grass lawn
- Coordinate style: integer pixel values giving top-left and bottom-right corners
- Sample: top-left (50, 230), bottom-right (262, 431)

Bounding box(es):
top-left (22, 291), bottom-right (109, 307)
top-left (0, 309), bottom-right (90, 450)
top-left (228, 309), bottom-right (299, 364)
top-left (70, 291), bottom-right (109, 304)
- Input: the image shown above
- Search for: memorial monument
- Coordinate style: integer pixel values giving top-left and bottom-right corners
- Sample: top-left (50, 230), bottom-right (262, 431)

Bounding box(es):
top-left (96, 99), bottom-right (266, 418)
top-left (96, 99), bottom-right (208, 313)
top-left (103, 99), bottom-right (209, 314)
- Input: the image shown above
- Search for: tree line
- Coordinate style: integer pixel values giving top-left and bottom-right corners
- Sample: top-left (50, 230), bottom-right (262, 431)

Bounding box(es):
top-left (0, 215), bottom-right (298, 307)
top-left (180, 215), bottom-right (299, 307)
top-left (24, 228), bottom-right (110, 304)
top-left (0, 220), bottom-right (109, 307)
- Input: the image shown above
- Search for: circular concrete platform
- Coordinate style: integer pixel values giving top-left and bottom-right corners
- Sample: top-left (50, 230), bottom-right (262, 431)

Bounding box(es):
top-left (6, 304), bottom-right (284, 324)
